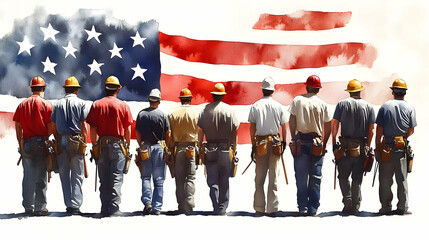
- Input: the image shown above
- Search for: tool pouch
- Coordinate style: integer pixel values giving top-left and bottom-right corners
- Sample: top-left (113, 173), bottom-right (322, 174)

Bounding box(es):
top-left (45, 140), bottom-right (58, 173)
top-left (334, 145), bottom-right (346, 161)
top-left (199, 143), bottom-right (206, 165)
top-left (138, 144), bottom-right (150, 161)
top-left (134, 150), bottom-right (143, 172)
top-left (347, 141), bottom-right (361, 157)
top-left (312, 137), bottom-right (324, 157)
top-left (186, 146), bottom-right (195, 159)
top-left (123, 152), bottom-right (132, 174)
top-left (92, 142), bottom-right (100, 160)
top-left (363, 146), bottom-right (375, 172)
top-left (381, 144), bottom-right (392, 162)
top-left (272, 141), bottom-right (282, 156)
top-left (78, 135), bottom-right (87, 155)
top-left (67, 135), bottom-right (80, 153)
top-left (289, 140), bottom-right (301, 157)
top-left (394, 136), bottom-right (405, 148)
top-left (230, 157), bottom-right (239, 177)
top-left (256, 140), bottom-right (267, 156)
top-left (406, 142), bottom-right (414, 173)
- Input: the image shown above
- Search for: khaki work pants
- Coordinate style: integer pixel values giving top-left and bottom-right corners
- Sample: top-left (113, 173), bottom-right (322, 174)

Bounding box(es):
top-left (254, 142), bottom-right (280, 213)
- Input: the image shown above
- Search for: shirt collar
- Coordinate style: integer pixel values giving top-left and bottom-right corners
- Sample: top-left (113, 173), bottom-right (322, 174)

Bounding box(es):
top-left (64, 93), bottom-right (77, 98)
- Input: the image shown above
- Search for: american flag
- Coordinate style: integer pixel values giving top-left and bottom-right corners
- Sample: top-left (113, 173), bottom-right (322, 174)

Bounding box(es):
top-left (0, 8), bottom-right (393, 143)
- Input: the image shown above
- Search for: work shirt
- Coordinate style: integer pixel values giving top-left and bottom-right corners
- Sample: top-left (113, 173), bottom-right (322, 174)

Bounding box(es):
top-left (135, 107), bottom-right (170, 145)
top-left (288, 93), bottom-right (331, 136)
top-left (51, 93), bottom-right (90, 135)
top-left (248, 96), bottom-right (287, 136)
top-left (376, 98), bottom-right (417, 140)
top-left (198, 101), bottom-right (239, 142)
top-left (86, 96), bottom-right (133, 139)
top-left (333, 97), bottom-right (375, 138)
top-left (169, 105), bottom-right (199, 143)
top-left (13, 95), bottom-right (52, 138)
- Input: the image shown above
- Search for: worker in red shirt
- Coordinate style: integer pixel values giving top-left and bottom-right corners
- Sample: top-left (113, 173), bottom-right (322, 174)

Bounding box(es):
top-left (86, 76), bottom-right (133, 217)
top-left (13, 76), bottom-right (53, 216)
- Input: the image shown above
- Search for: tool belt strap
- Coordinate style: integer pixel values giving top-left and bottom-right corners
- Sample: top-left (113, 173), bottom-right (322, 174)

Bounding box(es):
top-left (255, 134), bottom-right (280, 143)
top-left (297, 132), bottom-right (320, 141)
top-left (99, 136), bottom-right (123, 145)
top-left (22, 136), bottom-right (48, 143)
top-left (175, 142), bottom-right (197, 147)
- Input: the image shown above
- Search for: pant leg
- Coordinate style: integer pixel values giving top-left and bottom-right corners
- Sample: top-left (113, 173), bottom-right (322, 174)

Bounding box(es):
top-left (69, 151), bottom-right (84, 209)
top-left (379, 158), bottom-right (395, 212)
top-left (217, 148), bottom-right (231, 212)
top-left (393, 150), bottom-right (408, 211)
top-left (109, 141), bottom-right (125, 212)
top-left (98, 145), bottom-right (111, 213)
top-left (21, 141), bottom-right (36, 211)
top-left (184, 150), bottom-right (196, 211)
top-left (174, 148), bottom-right (187, 210)
top-left (337, 156), bottom-right (353, 210)
top-left (350, 155), bottom-right (364, 211)
top-left (141, 147), bottom-right (154, 206)
top-left (205, 148), bottom-right (220, 211)
top-left (308, 155), bottom-right (323, 214)
top-left (267, 151), bottom-right (280, 213)
top-left (57, 150), bottom-right (72, 208)
top-left (254, 152), bottom-right (269, 213)
top-left (151, 144), bottom-right (165, 211)
top-left (294, 153), bottom-right (311, 212)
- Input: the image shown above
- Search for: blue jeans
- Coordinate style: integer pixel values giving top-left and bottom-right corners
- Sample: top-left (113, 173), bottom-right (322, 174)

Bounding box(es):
top-left (205, 143), bottom-right (231, 213)
top-left (140, 144), bottom-right (165, 211)
top-left (21, 137), bottom-right (48, 212)
top-left (294, 149), bottom-right (324, 214)
top-left (57, 135), bottom-right (84, 209)
top-left (98, 140), bottom-right (125, 214)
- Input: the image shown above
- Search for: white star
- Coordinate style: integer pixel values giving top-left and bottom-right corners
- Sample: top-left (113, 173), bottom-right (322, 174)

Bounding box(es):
top-left (85, 25), bottom-right (102, 43)
top-left (42, 57), bottom-right (58, 75)
top-left (88, 59), bottom-right (104, 75)
top-left (40, 23), bottom-right (59, 42)
top-left (16, 36), bottom-right (34, 56)
top-left (130, 32), bottom-right (146, 48)
top-left (109, 43), bottom-right (123, 59)
top-left (131, 64), bottom-right (147, 81)
top-left (63, 41), bottom-right (78, 58)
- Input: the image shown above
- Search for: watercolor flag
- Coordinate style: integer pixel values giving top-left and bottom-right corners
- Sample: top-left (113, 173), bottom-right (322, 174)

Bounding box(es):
top-left (0, 10), bottom-right (386, 143)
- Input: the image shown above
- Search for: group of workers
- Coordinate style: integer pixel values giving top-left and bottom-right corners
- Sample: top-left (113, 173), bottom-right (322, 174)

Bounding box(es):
top-left (13, 74), bottom-right (416, 217)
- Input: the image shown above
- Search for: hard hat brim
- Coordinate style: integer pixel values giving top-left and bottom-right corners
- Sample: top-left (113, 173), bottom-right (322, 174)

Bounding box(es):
top-left (345, 87), bottom-right (364, 92)
top-left (261, 86), bottom-right (275, 91)
top-left (29, 84), bottom-right (46, 88)
top-left (210, 91), bottom-right (227, 95)
top-left (105, 85), bottom-right (122, 90)
top-left (390, 86), bottom-right (408, 90)
top-left (63, 85), bottom-right (82, 88)
top-left (179, 95), bottom-right (193, 98)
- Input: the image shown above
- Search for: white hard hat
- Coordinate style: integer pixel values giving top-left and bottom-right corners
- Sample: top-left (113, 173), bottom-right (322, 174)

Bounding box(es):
top-left (148, 88), bottom-right (161, 101)
top-left (261, 77), bottom-right (275, 91)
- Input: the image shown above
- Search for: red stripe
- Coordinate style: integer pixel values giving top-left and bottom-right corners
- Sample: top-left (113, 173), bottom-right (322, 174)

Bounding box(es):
top-left (0, 111), bottom-right (15, 138)
top-left (159, 32), bottom-right (377, 69)
top-left (253, 11), bottom-right (352, 31)
top-left (161, 74), bottom-right (392, 106)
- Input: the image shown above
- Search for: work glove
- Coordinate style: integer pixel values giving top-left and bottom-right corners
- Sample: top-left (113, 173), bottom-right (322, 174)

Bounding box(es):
top-left (281, 141), bottom-right (286, 154)
top-left (251, 145), bottom-right (256, 159)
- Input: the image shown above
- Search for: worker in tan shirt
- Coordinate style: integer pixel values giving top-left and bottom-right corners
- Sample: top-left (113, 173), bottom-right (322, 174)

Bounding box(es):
top-left (168, 88), bottom-right (200, 214)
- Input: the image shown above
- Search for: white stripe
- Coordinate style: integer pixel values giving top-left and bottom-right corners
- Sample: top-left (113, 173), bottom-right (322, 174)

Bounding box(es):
top-left (161, 53), bottom-right (380, 85)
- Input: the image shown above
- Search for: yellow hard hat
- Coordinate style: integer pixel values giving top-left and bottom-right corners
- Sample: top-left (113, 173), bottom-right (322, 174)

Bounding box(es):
top-left (179, 88), bottom-right (193, 98)
top-left (104, 76), bottom-right (122, 89)
top-left (210, 83), bottom-right (227, 95)
top-left (390, 78), bottom-right (407, 90)
top-left (345, 79), bottom-right (364, 92)
top-left (63, 76), bottom-right (81, 88)
top-left (29, 76), bottom-right (46, 88)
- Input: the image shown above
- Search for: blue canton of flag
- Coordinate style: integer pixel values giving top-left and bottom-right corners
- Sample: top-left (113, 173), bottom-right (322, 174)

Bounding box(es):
top-left (0, 9), bottom-right (160, 101)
